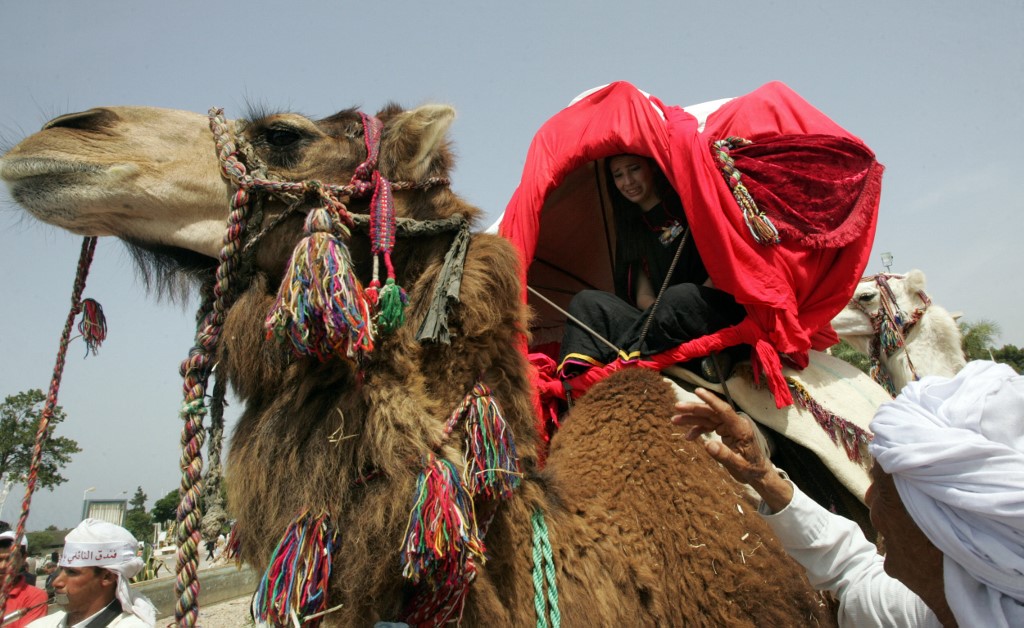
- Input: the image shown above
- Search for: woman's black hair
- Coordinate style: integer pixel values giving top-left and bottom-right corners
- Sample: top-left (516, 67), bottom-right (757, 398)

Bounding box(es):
top-left (603, 155), bottom-right (683, 298)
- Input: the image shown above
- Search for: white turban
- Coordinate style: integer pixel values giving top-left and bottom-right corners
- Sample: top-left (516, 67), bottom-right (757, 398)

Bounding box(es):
top-left (869, 360), bottom-right (1024, 626)
top-left (61, 518), bottom-right (157, 627)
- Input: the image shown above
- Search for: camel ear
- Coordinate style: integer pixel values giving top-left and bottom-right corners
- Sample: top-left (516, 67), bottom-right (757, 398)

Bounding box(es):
top-left (904, 269), bottom-right (927, 294)
top-left (381, 104), bottom-right (455, 181)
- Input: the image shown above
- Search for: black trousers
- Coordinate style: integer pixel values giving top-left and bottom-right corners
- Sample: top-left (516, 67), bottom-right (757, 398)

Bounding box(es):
top-left (558, 284), bottom-right (746, 374)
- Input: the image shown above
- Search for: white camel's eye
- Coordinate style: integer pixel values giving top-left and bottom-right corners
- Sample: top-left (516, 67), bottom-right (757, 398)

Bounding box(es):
top-left (857, 293), bottom-right (875, 303)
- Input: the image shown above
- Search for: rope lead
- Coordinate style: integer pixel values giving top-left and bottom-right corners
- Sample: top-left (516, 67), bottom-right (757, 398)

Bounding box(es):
top-left (1, 237), bottom-right (98, 617)
top-left (532, 508), bottom-right (560, 628)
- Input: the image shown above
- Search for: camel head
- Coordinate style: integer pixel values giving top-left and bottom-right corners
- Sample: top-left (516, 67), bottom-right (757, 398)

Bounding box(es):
top-left (0, 103), bottom-right (461, 282)
top-left (831, 269), bottom-right (929, 346)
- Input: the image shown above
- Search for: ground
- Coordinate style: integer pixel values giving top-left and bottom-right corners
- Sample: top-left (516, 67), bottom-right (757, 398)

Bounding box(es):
top-left (168, 595), bottom-right (252, 627)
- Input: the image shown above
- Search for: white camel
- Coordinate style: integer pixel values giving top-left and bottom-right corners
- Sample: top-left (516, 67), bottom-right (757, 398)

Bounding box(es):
top-left (831, 269), bottom-right (966, 395)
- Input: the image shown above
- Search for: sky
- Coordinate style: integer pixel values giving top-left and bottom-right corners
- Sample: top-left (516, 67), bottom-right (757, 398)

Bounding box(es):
top-left (1, 0), bottom-right (1021, 531)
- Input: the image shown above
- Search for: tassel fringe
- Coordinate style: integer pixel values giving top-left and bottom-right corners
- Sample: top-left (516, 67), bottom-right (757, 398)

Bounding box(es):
top-left (253, 511), bottom-right (338, 627)
top-left (77, 297), bottom-right (107, 356)
top-left (787, 378), bottom-right (872, 463)
top-left (376, 277), bottom-right (408, 334)
top-left (401, 454), bottom-right (485, 587)
top-left (265, 207), bottom-right (374, 360)
top-left (450, 382), bottom-right (522, 500)
top-left (869, 359), bottom-right (899, 397)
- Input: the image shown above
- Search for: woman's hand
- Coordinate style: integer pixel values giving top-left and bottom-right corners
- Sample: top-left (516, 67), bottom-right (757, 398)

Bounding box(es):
top-left (672, 388), bottom-right (794, 512)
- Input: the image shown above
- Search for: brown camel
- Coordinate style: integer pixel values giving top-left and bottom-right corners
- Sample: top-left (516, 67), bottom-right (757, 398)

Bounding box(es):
top-left (1, 104), bottom-right (834, 625)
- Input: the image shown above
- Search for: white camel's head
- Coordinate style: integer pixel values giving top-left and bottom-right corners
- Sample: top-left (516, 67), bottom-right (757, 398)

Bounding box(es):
top-left (831, 269), bottom-right (930, 341)
top-left (0, 103), bottom-right (458, 270)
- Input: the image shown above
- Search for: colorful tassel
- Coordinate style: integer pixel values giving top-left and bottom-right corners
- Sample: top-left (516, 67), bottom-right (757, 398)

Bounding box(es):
top-left (402, 558), bottom-right (476, 626)
top-left (265, 204), bottom-right (374, 360)
top-left (449, 382), bottom-right (522, 500)
top-left (787, 378), bottom-right (873, 463)
top-left (401, 454), bottom-right (485, 587)
top-left (869, 359), bottom-right (899, 398)
top-left (77, 297), bottom-right (107, 356)
top-left (253, 511), bottom-right (337, 628)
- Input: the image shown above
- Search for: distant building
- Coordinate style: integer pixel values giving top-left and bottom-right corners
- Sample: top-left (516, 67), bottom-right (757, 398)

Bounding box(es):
top-left (82, 499), bottom-right (128, 526)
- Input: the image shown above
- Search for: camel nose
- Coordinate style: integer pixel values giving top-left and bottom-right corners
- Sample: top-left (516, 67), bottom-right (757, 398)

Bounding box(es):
top-left (43, 108), bottom-right (119, 132)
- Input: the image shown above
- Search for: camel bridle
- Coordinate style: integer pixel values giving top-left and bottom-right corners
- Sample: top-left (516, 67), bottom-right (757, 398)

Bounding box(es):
top-left (215, 110), bottom-right (453, 256)
top-left (850, 273), bottom-right (932, 396)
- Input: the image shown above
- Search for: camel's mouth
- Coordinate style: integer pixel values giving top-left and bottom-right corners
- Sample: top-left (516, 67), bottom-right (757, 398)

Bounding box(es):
top-left (0, 157), bottom-right (111, 212)
top-left (0, 156), bottom-right (105, 182)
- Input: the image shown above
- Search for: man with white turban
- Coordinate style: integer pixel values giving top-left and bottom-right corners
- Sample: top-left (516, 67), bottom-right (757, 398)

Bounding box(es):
top-left (28, 519), bottom-right (156, 627)
top-left (672, 360), bottom-right (1024, 626)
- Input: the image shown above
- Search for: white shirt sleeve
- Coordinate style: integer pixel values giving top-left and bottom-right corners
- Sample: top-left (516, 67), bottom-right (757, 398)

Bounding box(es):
top-left (758, 482), bottom-right (940, 628)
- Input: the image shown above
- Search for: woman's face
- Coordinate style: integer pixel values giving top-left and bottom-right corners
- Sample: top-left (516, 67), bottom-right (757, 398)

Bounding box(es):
top-left (609, 155), bottom-right (660, 210)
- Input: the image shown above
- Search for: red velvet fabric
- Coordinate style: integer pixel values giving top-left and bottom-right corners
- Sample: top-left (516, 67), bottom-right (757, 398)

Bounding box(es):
top-left (729, 134), bottom-right (882, 248)
top-left (500, 81), bottom-right (882, 409)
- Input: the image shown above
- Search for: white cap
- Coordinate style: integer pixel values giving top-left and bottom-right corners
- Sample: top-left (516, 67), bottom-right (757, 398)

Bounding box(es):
top-left (0, 530), bottom-right (27, 549)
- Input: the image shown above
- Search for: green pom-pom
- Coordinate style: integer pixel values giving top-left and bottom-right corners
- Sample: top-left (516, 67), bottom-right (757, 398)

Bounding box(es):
top-left (377, 278), bottom-right (408, 334)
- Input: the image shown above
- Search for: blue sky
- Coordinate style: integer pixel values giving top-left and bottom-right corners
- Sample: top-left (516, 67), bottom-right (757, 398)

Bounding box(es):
top-left (1, 0), bottom-right (1022, 530)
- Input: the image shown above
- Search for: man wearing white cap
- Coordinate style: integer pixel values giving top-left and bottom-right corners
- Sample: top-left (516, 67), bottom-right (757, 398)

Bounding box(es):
top-left (1, 530), bottom-right (48, 627)
top-left (672, 360), bottom-right (1024, 626)
top-left (28, 519), bottom-right (155, 627)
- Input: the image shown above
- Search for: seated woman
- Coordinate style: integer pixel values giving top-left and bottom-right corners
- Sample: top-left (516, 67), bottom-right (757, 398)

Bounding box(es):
top-left (557, 154), bottom-right (745, 380)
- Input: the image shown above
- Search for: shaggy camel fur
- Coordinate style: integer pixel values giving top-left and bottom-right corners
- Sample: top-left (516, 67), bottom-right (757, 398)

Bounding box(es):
top-left (2, 104), bottom-right (833, 625)
top-left (831, 269), bottom-right (965, 393)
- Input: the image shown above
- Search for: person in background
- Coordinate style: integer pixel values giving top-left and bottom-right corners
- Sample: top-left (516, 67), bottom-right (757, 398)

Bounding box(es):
top-left (41, 561), bottom-right (58, 601)
top-left (28, 519), bottom-right (156, 627)
top-left (672, 360), bottom-right (1024, 626)
top-left (0, 531), bottom-right (48, 628)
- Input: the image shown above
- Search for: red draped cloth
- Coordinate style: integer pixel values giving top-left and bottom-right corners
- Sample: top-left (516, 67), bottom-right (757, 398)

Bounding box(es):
top-left (500, 81), bottom-right (881, 418)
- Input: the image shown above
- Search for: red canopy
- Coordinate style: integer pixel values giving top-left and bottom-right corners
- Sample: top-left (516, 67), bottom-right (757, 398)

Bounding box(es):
top-left (499, 81), bottom-right (882, 409)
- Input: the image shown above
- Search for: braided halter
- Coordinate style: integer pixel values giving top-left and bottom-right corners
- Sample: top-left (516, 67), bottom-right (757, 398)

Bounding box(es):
top-left (218, 111), bottom-right (451, 253)
top-left (850, 273), bottom-right (931, 396)
top-left (173, 107), bottom-right (450, 627)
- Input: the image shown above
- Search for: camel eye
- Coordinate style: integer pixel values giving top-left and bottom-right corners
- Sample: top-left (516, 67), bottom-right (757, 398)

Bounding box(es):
top-left (857, 293), bottom-right (875, 303)
top-left (264, 127), bottom-right (302, 148)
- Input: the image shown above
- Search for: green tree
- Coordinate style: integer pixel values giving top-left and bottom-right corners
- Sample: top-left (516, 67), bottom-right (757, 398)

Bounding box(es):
top-left (26, 527), bottom-right (71, 556)
top-left (959, 319), bottom-right (1000, 361)
top-left (0, 390), bottom-right (81, 489)
top-left (828, 339), bottom-right (872, 375)
top-left (124, 485), bottom-right (153, 544)
top-left (151, 489), bottom-right (179, 525)
top-left (991, 344), bottom-right (1024, 374)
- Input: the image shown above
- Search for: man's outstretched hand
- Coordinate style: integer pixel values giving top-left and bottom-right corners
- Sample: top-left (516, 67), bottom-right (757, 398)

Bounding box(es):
top-left (672, 388), bottom-right (794, 512)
